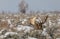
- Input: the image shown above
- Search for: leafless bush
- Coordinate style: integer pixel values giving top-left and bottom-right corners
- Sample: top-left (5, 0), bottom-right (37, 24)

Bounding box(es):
top-left (47, 26), bottom-right (58, 39)
top-left (19, 0), bottom-right (28, 13)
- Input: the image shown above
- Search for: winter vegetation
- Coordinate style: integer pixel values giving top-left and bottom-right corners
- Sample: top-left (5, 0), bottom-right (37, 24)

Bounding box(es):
top-left (0, 12), bottom-right (60, 39)
top-left (0, 0), bottom-right (60, 39)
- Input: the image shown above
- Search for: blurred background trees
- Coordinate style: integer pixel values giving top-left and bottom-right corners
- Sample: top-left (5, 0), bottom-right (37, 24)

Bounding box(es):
top-left (18, 0), bottom-right (28, 14)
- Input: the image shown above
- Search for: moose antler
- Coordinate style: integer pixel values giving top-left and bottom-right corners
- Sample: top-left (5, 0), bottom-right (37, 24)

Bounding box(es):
top-left (29, 16), bottom-right (37, 25)
top-left (41, 15), bottom-right (48, 24)
top-left (29, 15), bottom-right (48, 30)
top-left (38, 15), bottom-right (48, 30)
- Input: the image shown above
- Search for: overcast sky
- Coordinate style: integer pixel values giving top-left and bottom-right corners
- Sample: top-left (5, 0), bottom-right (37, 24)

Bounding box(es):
top-left (0, 0), bottom-right (60, 12)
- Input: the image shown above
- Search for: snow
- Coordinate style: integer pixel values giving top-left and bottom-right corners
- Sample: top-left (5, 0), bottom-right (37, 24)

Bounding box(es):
top-left (0, 29), bottom-right (18, 38)
top-left (28, 36), bottom-right (37, 39)
top-left (4, 32), bottom-right (17, 37)
top-left (42, 28), bottom-right (47, 36)
top-left (48, 20), bottom-right (52, 27)
top-left (4, 32), bottom-right (17, 36)
top-left (56, 38), bottom-right (60, 39)
top-left (0, 29), bottom-right (17, 38)
top-left (7, 19), bottom-right (11, 24)
top-left (43, 23), bottom-right (47, 27)
top-left (21, 19), bottom-right (27, 24)
top-left (0, 35), bottom-right (4, 38)
top-left (0, 14), bottom-right (60, 39)
top-left (0, 29), bottom-right (6, 34)
top-left (57, 19), bottom-right (60, 24)
top-left (7, 19), bottom-right (14, 28)
top-left (16, 25), bottom-right (34, 33)
top-left (58, 19), bottom-right (60, 21)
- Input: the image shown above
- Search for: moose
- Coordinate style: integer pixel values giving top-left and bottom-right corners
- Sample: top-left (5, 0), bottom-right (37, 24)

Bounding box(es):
top-left (29, 15), bottom-right (48, 30)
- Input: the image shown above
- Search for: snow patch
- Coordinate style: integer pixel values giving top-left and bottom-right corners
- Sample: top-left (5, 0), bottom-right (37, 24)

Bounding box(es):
top-left (48, 20), bottom-right (52, 27)
top-left (28, 36), bottom-right (37, 39)
top-left (42, 28), bottom-right (47, 36)
top-left (16, 25), bottom-right (34, 33)
top-left (56, 38), bottom-right (60, 39)
top-left (7, 19), bottom-right (11, 24)
top-left (21, 19), bottom-right (27, 24)
top-left (57, 19), bottom-right (60, 24)
top-left (4, 32), bottom-right (17, 37)
top-left (0, 29), bottom-right (6, 34)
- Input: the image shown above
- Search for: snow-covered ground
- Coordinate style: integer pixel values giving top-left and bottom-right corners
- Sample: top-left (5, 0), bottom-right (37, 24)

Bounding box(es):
top-left (16, 25), bottom-right (34, 33)
top-left (0, 13), bottom-right (60, 39)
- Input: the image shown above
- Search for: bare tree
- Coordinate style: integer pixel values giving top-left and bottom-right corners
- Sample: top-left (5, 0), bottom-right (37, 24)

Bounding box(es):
top-left (19, 0), bottom-right (28, 13)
